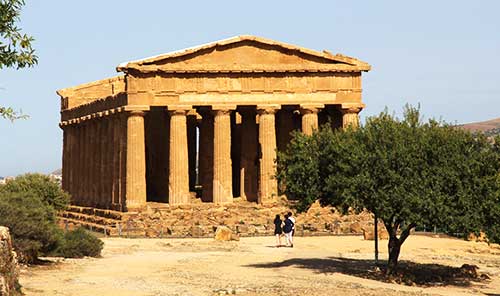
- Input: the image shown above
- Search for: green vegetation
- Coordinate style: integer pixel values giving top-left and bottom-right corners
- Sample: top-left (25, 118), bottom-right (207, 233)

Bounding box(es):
top-left (0, 191), bottom-right (61, 263)
top-left (277, 105), bottom-right (500, 274)
top-left (0, 0), bottom-right (37, 121)
top-left (0, 174), bottom-right (103, 263)
top-left (55, 227), bottom-right (104, 258)
top-left (0, 173), bottom-right (69, 211)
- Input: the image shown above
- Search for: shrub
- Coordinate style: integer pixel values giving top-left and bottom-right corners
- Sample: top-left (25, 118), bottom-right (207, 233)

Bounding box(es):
top-left (55, 228), bottom-right (103, 258)
top-left (0, 191), bottom-right (63, 263)
top-left (0, 173), bottom-right (69, 211)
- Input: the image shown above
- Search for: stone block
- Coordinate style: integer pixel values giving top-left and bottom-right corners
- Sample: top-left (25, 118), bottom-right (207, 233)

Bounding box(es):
top-left (190, 225), bottom-right (205, 237)
top-left (214, 226), bottom-right (239, 241)
top-left (0, 226), bottom-right (19, 296)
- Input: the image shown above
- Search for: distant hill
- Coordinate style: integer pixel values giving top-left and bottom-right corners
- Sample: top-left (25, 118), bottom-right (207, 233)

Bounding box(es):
top-left (460, 118), bottom-right (500, 137)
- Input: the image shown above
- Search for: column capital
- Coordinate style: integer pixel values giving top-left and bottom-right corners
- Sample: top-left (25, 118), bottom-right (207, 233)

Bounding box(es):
top-left (300, 104), bottom-right (324, 115)
top-left (167, 104), bottom-right (192, 112)
top-left (212, 104), bottom-right (236, 115)
top-left (127, 110), bottom-right (146, 117)
top-left (124, 105), bottom-right (150, 112)
top-left (169, 109), bottom-right (188, 116)
top-left (340, 103), bottom-right (365, 114)
top-left (341, 107), bottom-right (362, 114)
top-left (212, 109), bottom-right (232, 116)
top-left (257, 104), bottom-right (280, 115)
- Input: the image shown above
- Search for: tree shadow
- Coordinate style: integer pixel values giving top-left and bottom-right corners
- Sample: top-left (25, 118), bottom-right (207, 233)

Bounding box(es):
top-left (246, 257), bottom-right (490, 287)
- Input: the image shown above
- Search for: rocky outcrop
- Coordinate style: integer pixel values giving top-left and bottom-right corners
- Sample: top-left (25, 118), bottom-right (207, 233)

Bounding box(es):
top-left (0, 226), bottom-right (19, 296)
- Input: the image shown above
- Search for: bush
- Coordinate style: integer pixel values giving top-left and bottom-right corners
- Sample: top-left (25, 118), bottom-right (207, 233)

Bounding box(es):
top-left (55, 228), bottom-right (103, 258)
top-left (0, 191), bottom-right (63, 263)
top-left (0, 173), bottom-right (69, 211)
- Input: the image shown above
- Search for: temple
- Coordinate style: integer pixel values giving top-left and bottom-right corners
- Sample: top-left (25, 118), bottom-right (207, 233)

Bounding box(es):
top-left (57, 35), bottom-right (371, 212)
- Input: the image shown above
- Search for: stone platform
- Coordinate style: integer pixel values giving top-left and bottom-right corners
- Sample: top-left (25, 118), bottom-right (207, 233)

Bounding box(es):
top-left (58, 199), bottom-right (375, 238)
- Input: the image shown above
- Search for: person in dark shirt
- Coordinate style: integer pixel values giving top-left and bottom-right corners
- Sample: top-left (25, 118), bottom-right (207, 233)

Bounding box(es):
top-left (273, 214), bottom-right (283, 247)
top-left (283, 213), bottom-right (294, 247)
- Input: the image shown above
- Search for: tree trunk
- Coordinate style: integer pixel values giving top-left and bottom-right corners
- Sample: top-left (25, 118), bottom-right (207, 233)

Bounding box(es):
top-left (387, 236), bottom-right (401, 275)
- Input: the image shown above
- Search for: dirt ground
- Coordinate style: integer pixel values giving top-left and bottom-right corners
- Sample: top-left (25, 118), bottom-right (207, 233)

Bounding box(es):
top-left (20, 235), bottom-right (500, 296)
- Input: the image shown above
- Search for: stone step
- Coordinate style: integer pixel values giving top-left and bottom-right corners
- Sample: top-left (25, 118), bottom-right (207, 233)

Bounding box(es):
top-left (58, 217), bottom-right (117, 236)
top-left (60, 211), bottom-right (121, 226)
top-left (65, 205), bottom-right (124, 220)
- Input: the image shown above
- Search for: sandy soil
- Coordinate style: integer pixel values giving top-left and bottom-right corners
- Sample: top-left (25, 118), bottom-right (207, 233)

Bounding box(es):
top-left (20, 235), bottom-right (500, 296)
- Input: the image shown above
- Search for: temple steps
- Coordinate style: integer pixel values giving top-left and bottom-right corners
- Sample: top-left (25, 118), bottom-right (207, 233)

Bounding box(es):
top-left (57, 201), bottom-right (374, 238)
top-left (58, 205), bottom-right (124, 236)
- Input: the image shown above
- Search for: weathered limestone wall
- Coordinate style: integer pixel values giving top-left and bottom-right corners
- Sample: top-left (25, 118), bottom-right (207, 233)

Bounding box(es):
top-left (0, 227), bottom-right (19, 296)
top-left (113, 200), bottom-right (374, 238)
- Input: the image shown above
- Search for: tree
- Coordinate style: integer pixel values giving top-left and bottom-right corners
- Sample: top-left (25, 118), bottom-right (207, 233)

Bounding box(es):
top-left (0, 173), bottom-right (69, 211)
top-left (0, 0), bottom-right (37, 121)
top-left (0, 174), bottom-right (104, 263)
top-left (0, 191), bottom-right (62, 263)
top-left (277, 105), bottom-right (500, 274)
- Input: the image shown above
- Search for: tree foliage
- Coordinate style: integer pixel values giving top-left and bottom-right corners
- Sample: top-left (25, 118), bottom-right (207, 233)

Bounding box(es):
top-left (0, 0), bottom-right (37, 121)
top-left (0, 191), bottom-right (62, 263)
top-left (54, 227), bottom-right (104, 258)
top-left (0, 174), bottom-right (103, 263)
top-left (277, 105), bottom-right (500, 274)
top-left (0, 0), bottom-right (37, 69)
top-left (0, 173), bottom-right (69, 211)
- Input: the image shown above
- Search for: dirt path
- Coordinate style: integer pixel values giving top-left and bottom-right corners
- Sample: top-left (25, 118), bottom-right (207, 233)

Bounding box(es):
top-left (20, 235), bottom-right (500, 295)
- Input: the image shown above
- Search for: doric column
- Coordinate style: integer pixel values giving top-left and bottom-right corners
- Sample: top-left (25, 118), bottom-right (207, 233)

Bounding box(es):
top-left (168, 106), bottom-right (190, 205)
top-left (92, 116), bottom-right (101, 207)
top-left (198, 108), bottom-right (214, 202)
top-left (99, 114), bottom-right (107, 208)
top-left (239, 107), bottom-right (258, 202)
top-left (300, 104), bottom-right (323, 135)
top-left (125, 109), bottom-right (147, 209)
top-left (61, 125), bottom-right (68, 192)
top-left (341, 107), bottom-right (361, 129)
top-left (69, 125), bottom-right (77, 198)
top-left (119, 113), bottom-right (127, 210)
top-left (212, 106), bottom-right (234, 204)
top-left (83, 119), bottom-right (91, 206)
top-left (75, 122), bottom-right (83, 205)
top-left (257, 105), bottom-right (280, 203)
top-left (112, 113), bottom-right (120, 208)
top-left (104, 112), bottom-right (113, 208)
top-left (66, 125), bottom-right (74, 197)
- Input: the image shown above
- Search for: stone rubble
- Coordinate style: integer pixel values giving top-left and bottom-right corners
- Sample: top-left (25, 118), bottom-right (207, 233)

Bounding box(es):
top-left (0, 226), bottom-right (19, 296)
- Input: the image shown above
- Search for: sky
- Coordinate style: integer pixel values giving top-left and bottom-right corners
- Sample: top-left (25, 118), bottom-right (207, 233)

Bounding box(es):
top-left (0, 0), bottom-right (499, 176)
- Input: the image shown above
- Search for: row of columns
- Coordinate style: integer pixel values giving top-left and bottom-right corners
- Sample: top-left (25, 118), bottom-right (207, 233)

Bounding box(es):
top-left (62, 111), bottom-right (127, 210)
top-left (124, 104), bottom-right (360, 209)
top-left (61, 104), bottom-right (360, 211)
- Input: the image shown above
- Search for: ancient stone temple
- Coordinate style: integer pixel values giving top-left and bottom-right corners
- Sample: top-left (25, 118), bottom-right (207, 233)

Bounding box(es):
top-left (58, 35), bottom-right (370, 212)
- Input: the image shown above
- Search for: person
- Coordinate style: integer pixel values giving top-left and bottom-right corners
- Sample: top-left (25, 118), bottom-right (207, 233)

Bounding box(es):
top-left (287, 211), bottom-right (296, 236)
top-left (273, 214), bottom-right (283, 247)
top-left (283, 213), bottom-right (295, 247)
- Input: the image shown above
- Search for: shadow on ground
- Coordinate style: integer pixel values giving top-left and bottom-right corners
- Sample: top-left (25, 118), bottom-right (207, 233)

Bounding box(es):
top-left (246, 257), bottom-right (489, 287)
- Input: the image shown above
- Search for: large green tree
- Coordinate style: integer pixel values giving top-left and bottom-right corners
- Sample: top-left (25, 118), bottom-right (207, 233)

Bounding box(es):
top-left (277, 106), bottom-right (500, 274)
top-left (0, 0), bottom-right (37, 121)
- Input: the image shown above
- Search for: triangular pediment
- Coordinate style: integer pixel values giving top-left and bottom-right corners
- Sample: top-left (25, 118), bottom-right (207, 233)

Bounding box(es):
top-left (117, 35), bottom-right (370, 73)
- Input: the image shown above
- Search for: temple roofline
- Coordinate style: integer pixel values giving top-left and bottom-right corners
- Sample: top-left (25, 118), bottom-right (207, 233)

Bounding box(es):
top-left (56, 75), bottom-right (125, 99)
top-left (116, 35), bottom-right (371, 72)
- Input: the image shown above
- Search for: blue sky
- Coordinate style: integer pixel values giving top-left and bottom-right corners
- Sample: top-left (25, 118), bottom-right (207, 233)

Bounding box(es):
top-left (0, 0), bottom-right (499, 176)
